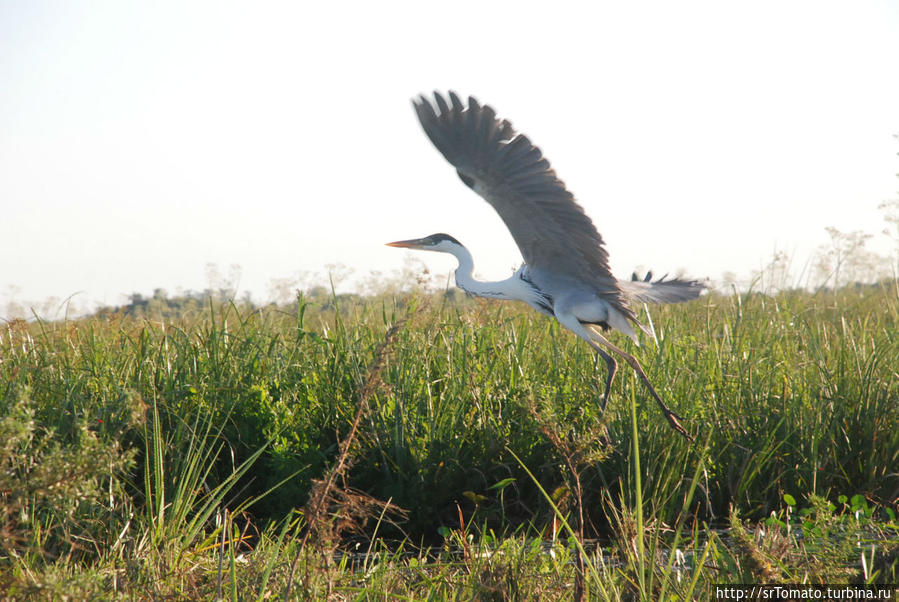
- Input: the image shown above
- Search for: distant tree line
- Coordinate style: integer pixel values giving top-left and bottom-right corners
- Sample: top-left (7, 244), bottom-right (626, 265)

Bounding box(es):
top-left (92, 287), bottom-right (256, 320)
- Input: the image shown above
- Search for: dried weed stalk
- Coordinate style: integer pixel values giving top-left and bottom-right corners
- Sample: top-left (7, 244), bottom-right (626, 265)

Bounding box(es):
top-left (284, 313), bottom-right (414, 600)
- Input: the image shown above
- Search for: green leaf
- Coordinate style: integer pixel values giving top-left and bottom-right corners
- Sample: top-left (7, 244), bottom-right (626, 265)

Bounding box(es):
top-left (765, 516), bottom-right (786, 529)
top-left (487, 477), bottom-right (516, 491)
top-left (463, 490), bottom-right (488, 505)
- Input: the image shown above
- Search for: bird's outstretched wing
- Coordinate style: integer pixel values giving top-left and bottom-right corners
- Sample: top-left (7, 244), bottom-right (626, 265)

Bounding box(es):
top-left (413, 91), bottom-right (626, 304)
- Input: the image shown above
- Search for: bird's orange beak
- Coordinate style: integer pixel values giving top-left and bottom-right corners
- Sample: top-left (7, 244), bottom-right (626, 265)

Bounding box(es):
top-left (385, 238), bottom-right (424, 249)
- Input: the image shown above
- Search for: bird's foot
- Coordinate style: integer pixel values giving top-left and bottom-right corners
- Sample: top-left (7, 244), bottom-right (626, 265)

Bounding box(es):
top-left (661, 408), bottom-right (693, 442)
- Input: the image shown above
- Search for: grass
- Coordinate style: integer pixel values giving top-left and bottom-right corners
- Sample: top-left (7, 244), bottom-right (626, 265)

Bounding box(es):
top-left (1, 283), bottom-right (898, 599)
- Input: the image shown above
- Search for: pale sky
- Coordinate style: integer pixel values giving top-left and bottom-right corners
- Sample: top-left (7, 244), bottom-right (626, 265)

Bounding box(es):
top-left (3, 1), bottom-right (899, 317)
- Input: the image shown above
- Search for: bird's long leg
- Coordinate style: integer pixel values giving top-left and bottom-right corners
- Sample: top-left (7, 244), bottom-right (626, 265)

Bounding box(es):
top-left (554, 312), bottom-right (692, 441)
top-left (593, 346), bottom-right (617, 412)
top-left (587, 329), bottom-right (693, 442)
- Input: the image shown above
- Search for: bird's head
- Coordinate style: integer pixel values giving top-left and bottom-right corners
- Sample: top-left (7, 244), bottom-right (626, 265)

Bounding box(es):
top-left (385, 233), bottom-right (463, 254)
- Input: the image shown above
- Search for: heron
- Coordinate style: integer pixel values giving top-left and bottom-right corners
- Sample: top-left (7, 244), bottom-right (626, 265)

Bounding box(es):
top-left (387, 91), bottom-right (704, 440)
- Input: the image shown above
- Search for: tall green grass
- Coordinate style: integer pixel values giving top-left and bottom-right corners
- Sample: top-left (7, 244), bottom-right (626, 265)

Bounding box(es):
top-left (1, 284), bottom-right (898, 597)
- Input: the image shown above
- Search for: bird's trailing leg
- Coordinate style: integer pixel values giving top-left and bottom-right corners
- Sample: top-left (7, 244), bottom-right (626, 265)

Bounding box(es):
top-left (586, 329), bottom-right (693, 441)
top-left (553, 311), bottom-right (692, 441)
top-left (593, 346), bottom-right (617, 412)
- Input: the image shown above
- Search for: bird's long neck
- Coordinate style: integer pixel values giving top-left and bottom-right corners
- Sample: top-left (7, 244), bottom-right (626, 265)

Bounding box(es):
top-left (446, 244), bottom-right (527, 300)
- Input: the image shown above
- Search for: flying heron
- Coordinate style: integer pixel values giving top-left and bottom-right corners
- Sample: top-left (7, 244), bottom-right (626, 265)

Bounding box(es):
top-left (388, 91), bottom-right (704, 440)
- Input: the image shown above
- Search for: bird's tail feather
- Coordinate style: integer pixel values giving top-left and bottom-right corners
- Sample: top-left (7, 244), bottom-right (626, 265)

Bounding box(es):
top-left (618, 273), bottom-right (706, 304)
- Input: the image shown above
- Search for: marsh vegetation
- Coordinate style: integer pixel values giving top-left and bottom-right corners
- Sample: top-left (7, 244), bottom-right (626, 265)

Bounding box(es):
top-left (2, 269), bottom-right (898, 599)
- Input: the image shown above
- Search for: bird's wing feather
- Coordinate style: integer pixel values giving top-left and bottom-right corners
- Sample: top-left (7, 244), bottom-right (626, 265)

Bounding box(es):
top-left (413, 91), bottom-right (625, 303)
